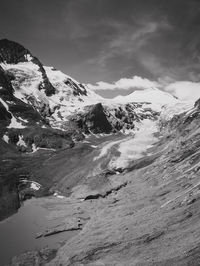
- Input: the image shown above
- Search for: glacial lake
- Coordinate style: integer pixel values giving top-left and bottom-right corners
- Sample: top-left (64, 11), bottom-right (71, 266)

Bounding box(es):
top-left (0, 198), bottom-right (75, 266)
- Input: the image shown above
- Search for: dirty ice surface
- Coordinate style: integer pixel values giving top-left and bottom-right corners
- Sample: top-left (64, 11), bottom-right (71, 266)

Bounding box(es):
top-left (94, 119), bottom-right (158, 169)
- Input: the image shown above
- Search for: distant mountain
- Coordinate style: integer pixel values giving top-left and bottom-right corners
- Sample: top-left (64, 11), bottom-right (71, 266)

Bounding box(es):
top-left (0, 39), bottom-right (192, 154)
top-left (0, 39), bottom-right (103, 122)
top-left (113, 87), bottom-right (178, 107)
top-left (2, 40), bottom-right (200, 266)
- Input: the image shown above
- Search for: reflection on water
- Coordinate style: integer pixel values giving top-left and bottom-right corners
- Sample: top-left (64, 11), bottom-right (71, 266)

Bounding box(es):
top-left (0, 198), bottom-right (75, 266)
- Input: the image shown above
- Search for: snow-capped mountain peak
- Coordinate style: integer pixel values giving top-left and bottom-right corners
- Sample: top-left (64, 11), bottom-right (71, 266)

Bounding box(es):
top-left (113, 87), bottom-right (178, 106)
top-left (0, 38), bottom-right (194, 155)
top-left (0, 39), bottom-right (104, 128)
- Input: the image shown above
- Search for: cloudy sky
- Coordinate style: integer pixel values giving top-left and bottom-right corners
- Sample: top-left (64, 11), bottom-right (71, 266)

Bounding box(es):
top-left (1, 0), bottom-right (200, 99)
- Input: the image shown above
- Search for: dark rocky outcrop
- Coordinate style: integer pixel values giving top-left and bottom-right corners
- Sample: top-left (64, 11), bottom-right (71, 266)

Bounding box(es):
top-left (0, 39), bottom-right (31, 64)
top-left (65, 78), bottom-right (87, 96)
top-left (71, 102), bottom-right (159, 135)
top-left (0, 155), bottom-right (21, 221)
top-left (0, 39), bottom-right (56, 96)
top-left (80, 103), bottom-right (113, 134)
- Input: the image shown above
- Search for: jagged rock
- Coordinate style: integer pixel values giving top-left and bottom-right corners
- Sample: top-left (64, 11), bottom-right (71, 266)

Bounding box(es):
top-left (81, 103), bottom-right (113, 134)
top-left (0, 39), bottom-right (56, 96)
top-left (0, 39), bottom-right (31, 64)
top-left (65, 78), bottom-right (87, 96)
top-left (71, 102), bottom-right (159, 135)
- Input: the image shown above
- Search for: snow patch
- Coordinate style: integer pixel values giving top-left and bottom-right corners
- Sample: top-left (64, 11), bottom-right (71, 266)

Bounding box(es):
top-left (8, 116), bottom-right (26, 129)
top-left (0, 98), bottom-right (26, 128)
top-left (31, 143), bottom-right (38, 152)
top-left (20, 179), bottom-right (41, 190)
top-left (0, 98), bottom-right (9, 111)
top-left (30, 182), bottom-right (41, 191)
top-left (1, 61), bottom-right (43, 105)
top-left (2, 134), bottom-right (9, 143)
top-left (53, 192), bottom-right (65, 199)
top-left (25, 54), bottom-right (33, 62)
top-left (6, 101), bottom-right (16, 105)
top-left (91, 145), bottom-right (98, 148)
top-left (17, 135), bottom-right (27, 147)
top-left (31, 143), bottom-right (56, 153)
top-left (19, 117), bottom-right (29, 123)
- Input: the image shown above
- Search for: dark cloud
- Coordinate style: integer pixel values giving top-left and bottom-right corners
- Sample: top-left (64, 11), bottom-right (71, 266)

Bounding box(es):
top-left (0, 0), bottom-right (200, 86)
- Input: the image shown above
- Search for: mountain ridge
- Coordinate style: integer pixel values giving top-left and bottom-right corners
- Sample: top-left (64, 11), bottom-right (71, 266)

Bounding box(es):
top-left (1, 39), bottom-right (200, 266)
top-left (0, 39), bottom-right (181, 154)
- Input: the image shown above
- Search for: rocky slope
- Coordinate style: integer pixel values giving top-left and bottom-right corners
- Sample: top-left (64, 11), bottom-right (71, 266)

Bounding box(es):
top-left (1, 39), bottom-right (200, 265)
top-left (0, 39), bottom-right (176, 221)
top-left (0, 40), bottom-right (164, 220)
top-left (5, 97), bottom-right (200, 266)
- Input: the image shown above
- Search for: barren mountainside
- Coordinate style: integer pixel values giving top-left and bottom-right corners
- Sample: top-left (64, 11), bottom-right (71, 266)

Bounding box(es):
top-left (1, 39), bottom-right (200, 266)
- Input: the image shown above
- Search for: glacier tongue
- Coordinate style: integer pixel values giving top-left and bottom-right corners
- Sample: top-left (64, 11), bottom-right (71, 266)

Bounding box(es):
top-left (110, 119), bottom-right (158, 169)
top-left (93, 119), bottom-right (159, 170)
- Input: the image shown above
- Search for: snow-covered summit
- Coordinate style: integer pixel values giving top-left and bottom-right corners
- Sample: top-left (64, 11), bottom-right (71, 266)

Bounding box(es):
top-left (0, 39), bottom-right (190, 123)
top-left (113, 87), bottom-right (179, 109)
top-left (0, 40), bottom-right (104, 127)
top-left (112, 87), bottom-right (195, 121)
top-left (0, 39), bottom-right (198, 156)
top-left (44, 66), bottom-right (104, 119)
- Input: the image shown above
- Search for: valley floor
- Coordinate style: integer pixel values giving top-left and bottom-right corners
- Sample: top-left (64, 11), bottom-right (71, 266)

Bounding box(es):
top-left (2, 119), bottom-right (200, 265)
top-left (1, 38), bottom-right (200, 266)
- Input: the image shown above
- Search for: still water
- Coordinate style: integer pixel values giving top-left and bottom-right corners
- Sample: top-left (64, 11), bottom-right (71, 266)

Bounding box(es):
top-left (0, 198), bottom-right (75, 266)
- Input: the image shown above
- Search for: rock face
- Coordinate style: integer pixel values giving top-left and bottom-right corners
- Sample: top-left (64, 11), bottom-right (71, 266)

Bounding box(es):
top-left (0, 39), bottom-right (104, 133)
top-left (71, 102), bottom-right (159, 135)
top-left (0, 64), bottom-right (45, 132)
top-left (0, 39), bottom-right (31, 64)
top-left (0, 39), bottom-right (56, 96)
top-left (0, 41), bottom-right (83, 153)
top-left (78, 103), bottom-right (113, 134)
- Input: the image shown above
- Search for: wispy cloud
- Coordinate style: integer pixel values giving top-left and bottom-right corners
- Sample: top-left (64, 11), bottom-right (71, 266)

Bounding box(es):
top-left (88, 76), bottom-right (159, 91)
top-left (109, 21), bottom-right (158, 51)
top-left (164, 81), bottom-right (200, 101)
top-left (99, 24), bottom-right (156, 68)
top-left (3, 0), bottom-right (200, 84)
top-left (88, 74), bottom-right (200, 103)
top-left (55, 0), bottom-right (200, 84)
top-left (86, 17), bottom-right (172, 73)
